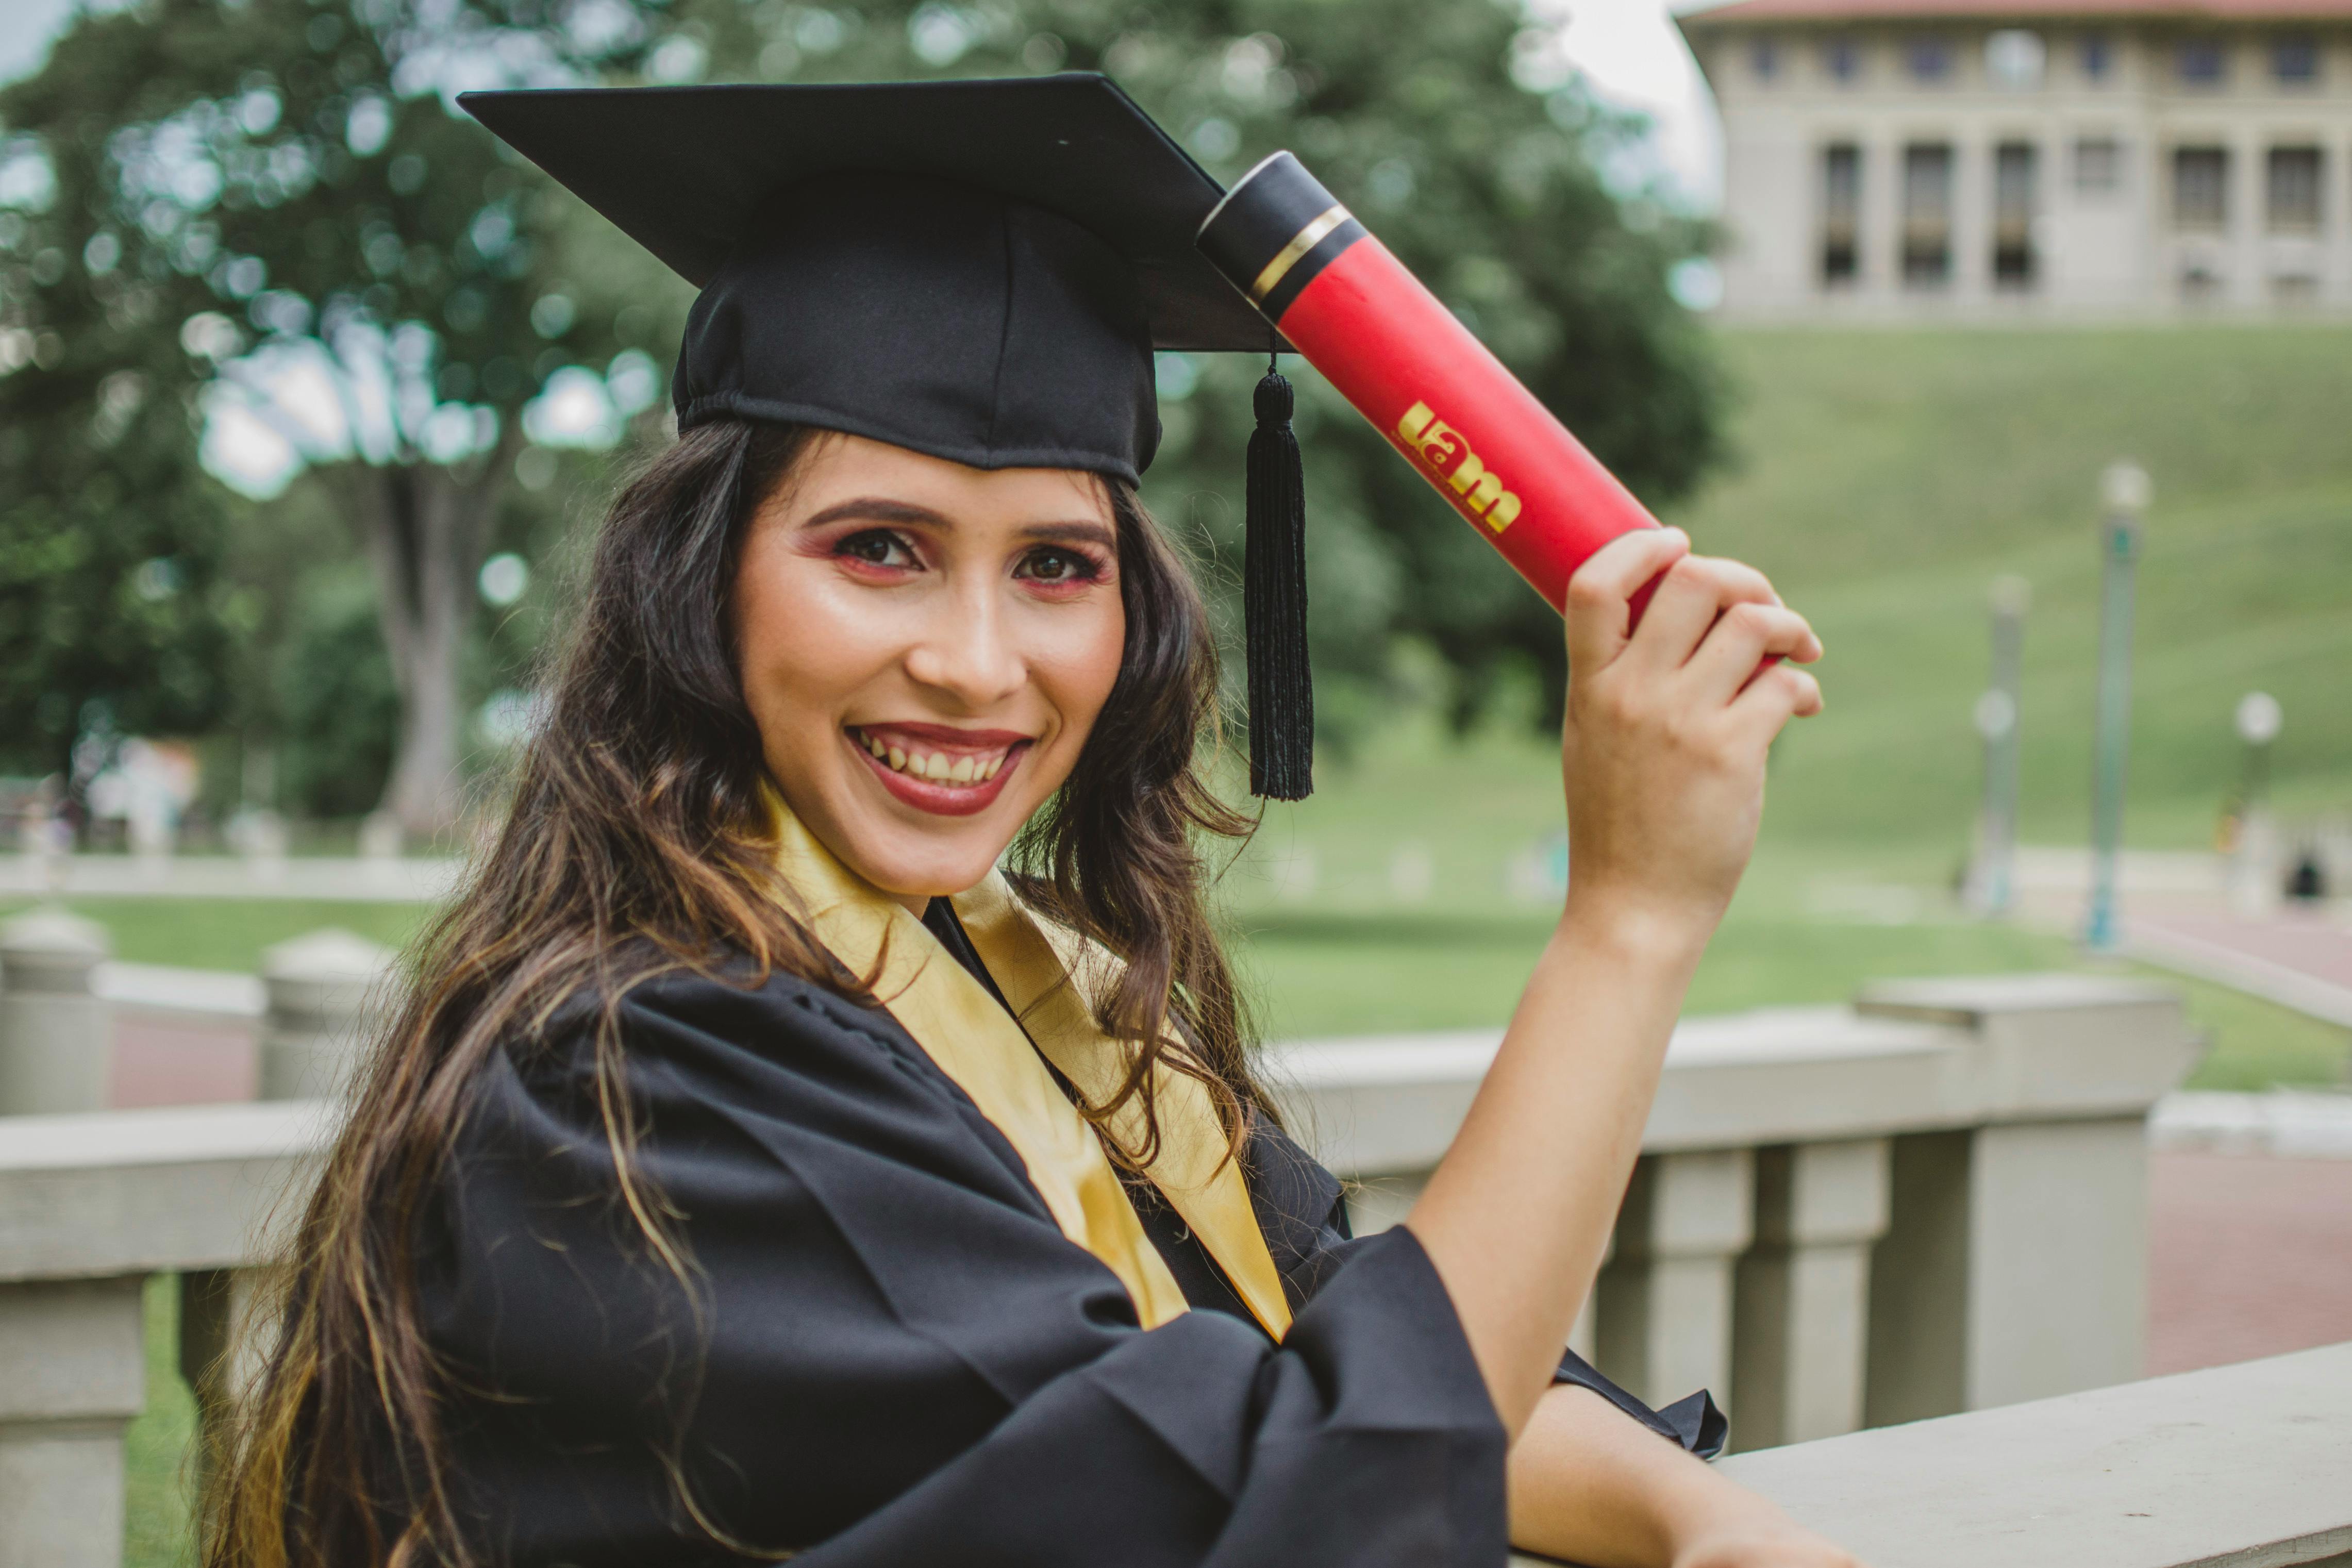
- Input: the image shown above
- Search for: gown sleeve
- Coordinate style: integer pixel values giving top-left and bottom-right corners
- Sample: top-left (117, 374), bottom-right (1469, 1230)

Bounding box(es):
top-left (416, 967), bottom-right (1508, 1568)
top-left (1240, 1114), bottom-right (1728, 1459)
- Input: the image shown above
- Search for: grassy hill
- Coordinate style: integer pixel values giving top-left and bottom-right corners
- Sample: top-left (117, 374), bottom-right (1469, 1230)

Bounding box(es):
top-left (1219, 323), bottom-right (2349, 1077)
top-left (1673, 325), bottom-right (2352, 848)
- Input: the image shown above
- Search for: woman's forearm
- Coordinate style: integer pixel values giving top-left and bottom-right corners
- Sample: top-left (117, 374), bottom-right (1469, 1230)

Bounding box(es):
top-left (1508, 1386), bottom-right (1861, 1568)
top-left (1402, 897), bottom-right (1708, 1439)
top-left (1506, 1386), bottom-right (1787, 1566)
top-left (1399, 532), bottom-right (1824, 1443)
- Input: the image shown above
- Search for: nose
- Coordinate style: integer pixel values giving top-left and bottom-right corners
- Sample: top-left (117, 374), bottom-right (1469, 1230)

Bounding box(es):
top-left (902, 577), bottom-right (1028, 712)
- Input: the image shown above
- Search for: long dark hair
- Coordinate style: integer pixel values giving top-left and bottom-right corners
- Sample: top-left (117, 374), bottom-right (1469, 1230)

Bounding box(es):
top-left (202, 419), bottom-right (1266, 1567)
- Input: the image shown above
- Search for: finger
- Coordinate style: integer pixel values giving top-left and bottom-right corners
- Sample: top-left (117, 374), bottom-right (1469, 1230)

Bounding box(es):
top-left (1684, 603), bottom-right (1823, 702)
top-left (1563, 527), bottom-right (1690, 674)
top-left (1728, 663), bottom-right (1825, 737)
top-left (1625, 554), bottom-right (1780, 672)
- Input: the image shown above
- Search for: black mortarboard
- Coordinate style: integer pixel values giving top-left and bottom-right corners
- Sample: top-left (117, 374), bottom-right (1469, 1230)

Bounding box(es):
top-left (460, 75), bottom-right (1313, 797)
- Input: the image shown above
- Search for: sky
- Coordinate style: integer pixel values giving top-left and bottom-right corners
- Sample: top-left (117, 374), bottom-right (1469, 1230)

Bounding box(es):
top-left (0, 0), bottom-right (1727, 205)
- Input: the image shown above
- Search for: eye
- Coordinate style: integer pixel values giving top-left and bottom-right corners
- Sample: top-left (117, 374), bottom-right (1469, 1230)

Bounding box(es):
top-left (1015, 546), bottom-right (1104, 586)
top-left (835, 529), bottom-right (919, 570)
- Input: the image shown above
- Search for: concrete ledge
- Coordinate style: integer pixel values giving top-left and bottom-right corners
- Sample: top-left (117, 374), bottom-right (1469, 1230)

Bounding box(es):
top-left (1703, 1341), bottom-right (2352, 1568)
top-left (0, 1102), bottom-right (329, 1279)
top-left (1273, 980), bottom-right (2201, 1178)
top-left (96, 962), bottom-right (264, 1022)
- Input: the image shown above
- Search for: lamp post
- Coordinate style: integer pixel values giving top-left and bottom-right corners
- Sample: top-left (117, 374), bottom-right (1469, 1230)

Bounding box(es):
top-left (1969, 576), bottom-right (2031, 916)
top-left (2230, 691), bottom-right (2282, 915)
top-left (2082, 461), bottom-right (2149, 954)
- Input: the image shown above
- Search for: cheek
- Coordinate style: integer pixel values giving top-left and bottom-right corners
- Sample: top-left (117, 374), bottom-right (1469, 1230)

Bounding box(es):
top-left (733, 548), bottom-right (891, 742)
top-left (1036, 595), bottom-right (1128, 741)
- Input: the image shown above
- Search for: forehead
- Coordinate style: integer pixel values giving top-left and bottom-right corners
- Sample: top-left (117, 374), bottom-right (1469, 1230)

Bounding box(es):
top-left (777, 433), bottom-right (1115, 528)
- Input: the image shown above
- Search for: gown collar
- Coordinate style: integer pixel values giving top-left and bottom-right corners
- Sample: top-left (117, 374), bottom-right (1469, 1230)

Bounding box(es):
top-left (763, 791), bottom-right (1291, 1339)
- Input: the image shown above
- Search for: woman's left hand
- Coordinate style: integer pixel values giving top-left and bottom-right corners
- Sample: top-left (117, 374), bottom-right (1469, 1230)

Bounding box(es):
top-left (1508, 1384), bottom-right (1870, 1568)
top-left (1672, 1519), bottom-right (1865, 1568)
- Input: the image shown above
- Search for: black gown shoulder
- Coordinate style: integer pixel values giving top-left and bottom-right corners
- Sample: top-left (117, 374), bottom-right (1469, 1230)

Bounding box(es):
top-left (418, 965), bottom-right (1509, 1567)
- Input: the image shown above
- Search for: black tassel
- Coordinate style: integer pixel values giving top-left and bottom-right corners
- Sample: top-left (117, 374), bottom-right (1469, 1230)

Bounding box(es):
top-left (1245, 361), bottom-right (1313, 800)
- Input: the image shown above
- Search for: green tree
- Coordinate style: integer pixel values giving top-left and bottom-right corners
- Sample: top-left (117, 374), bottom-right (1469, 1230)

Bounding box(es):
top-left (3, 0), bottom-right (1719, 827)
top-left (0, 0), bottom-right (676, 837)
top-left (0, 128), bottom-right (238, 789)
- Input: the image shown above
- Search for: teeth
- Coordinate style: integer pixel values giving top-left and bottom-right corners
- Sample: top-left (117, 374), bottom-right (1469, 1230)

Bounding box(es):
top-left (857, 730), bottom-right (1015, 786)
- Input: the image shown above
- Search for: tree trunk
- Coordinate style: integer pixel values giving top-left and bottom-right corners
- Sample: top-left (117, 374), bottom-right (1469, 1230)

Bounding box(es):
top-left (349, 442), bottom-right (513, 842)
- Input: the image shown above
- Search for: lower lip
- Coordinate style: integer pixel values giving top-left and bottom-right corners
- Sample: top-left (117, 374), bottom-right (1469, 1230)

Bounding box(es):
top-left (849, 731), bottom-right (1027, 818)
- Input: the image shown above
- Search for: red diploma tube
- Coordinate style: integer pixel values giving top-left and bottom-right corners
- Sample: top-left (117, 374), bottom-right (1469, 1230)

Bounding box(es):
top-left (1199, 153), bottom-right (1659, 615)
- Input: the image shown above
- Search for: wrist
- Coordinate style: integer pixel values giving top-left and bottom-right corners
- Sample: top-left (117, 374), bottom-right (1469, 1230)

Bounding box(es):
top-left (1556, 887), bottom-right (1715, 975)
top-left (1656, 1470), bottom-right (1799, 1562)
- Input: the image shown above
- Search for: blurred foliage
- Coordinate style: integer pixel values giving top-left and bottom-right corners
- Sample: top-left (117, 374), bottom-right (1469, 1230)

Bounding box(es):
top-left (0, 0), bottom-right (681, 829)
top-left (0, 0), bottom-right (1721, 816)
top-left (275, 560), bottom-right (402, 814)
top-left (0, 119), bottom-right (238, 779)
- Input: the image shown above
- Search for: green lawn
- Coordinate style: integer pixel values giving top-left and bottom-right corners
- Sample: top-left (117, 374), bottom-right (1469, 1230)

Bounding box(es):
top-left (0, 898), bottom-right (429, 972)
top-left (127, 1276), bottom-right (198, 1568)
top-left (23, 755), bottom-right (2345, 1093)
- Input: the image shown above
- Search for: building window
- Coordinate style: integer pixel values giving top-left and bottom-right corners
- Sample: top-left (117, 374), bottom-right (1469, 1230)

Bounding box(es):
top-left (1821, 143), bottom-right (1861, 285)
top-left (1902, 142), bottom-right (1954, 284)
top-left (2177, 38), bottom-right (2226, 86)
top-left (2080, 35), bottom-right (2113, 81)
top-left (1823, 36), bottom-right (1861, 82)
top-left (1987, 30), bottom-right (2046, 90)
top-left (2273, 274), bottom-right (2320, 305)
top-left (2267, 146), bottom-right (2323, 231)
top-left (1752, 35), bottom-right (1780, 81)
top-left (2075, 137), bottom-right (2123, 195)
top-left (2272, 34), bottom-right (2318, 85)
top-left (2173, 146), bottom-right (2228, 230)
top-left (1993, 142), bottom-right (2038, 288)
top-left (1906, 36), bottom-right (1954, 82)
top-left (2180, 263), bottom-right (2223, 303)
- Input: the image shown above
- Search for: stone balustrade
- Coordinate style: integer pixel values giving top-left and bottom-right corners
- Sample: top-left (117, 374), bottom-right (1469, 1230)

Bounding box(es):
top-left (0, 958), bottom-right (2208, 1567)
top-left (1515, 1341), bottom-right (2352, 1567)
top-left (1269, 972), bottom-right (2204, 1435)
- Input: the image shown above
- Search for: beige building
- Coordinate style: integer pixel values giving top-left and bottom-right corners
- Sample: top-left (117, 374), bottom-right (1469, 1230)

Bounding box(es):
top-left (1678, 1), bottom-right (2352, 320)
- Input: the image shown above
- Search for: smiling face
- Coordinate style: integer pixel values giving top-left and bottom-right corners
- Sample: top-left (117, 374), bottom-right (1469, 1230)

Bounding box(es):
top-left (731, 433), bottom-right (1129, 909)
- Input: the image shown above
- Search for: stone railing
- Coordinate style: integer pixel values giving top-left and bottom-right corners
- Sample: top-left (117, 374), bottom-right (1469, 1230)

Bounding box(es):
top-left (0, 956), bottom-right (2206, 1566)
top-left (1270, 972), bottom-right (2203, 1445)
top-left (1517, 1341), bottom-right (2352, 1567)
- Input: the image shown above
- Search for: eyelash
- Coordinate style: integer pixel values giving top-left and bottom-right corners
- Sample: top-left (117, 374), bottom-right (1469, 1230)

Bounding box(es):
top-left (829, 530), bottom-right (1108, 589)
top-left (1014, 546), bottom-right (1107, 586)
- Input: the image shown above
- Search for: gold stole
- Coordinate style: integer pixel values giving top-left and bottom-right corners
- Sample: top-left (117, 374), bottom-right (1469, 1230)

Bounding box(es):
top-left (766, 798), bottom-right (1292, 1338)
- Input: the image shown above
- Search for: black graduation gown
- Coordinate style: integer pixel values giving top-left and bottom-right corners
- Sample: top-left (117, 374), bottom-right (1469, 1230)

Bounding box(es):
top-left (418, 937), bottom-right (1715, 1567)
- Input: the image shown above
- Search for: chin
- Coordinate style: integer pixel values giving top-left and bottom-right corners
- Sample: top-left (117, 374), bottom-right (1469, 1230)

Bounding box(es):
top-left (842, 813), bottom-right (1019, 901)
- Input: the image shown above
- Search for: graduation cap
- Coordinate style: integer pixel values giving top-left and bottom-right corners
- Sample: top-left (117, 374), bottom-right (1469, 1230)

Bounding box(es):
top-left (459, 75), bottom-right (1314, 799)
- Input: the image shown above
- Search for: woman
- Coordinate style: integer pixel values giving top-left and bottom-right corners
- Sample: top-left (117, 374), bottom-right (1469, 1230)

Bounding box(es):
top-left (206, 79), bottom-right (1854, 1568)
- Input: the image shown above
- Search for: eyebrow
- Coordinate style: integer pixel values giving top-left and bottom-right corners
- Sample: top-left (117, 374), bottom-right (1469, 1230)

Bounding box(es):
top-left (800, 498), bottom-right (1116, 552)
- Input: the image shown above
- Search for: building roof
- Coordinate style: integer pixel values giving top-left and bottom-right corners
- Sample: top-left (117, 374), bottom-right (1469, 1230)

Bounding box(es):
top-left (1680, 0), bottom-right (2352, 24)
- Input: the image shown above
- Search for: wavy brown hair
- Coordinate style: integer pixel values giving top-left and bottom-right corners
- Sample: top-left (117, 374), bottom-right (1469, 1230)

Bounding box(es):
top-left (201, 418), bottom-right (1267, 1567)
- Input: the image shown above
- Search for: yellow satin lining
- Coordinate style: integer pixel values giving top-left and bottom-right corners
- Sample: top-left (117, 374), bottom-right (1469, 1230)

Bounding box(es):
top-left (765, 796), bottom-right (1291, 1339)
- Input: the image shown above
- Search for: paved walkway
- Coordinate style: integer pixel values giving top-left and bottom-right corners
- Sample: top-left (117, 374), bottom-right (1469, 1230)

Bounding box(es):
top-left (2147, 1150), bottom-right (2352, 1375)
top-left (0, 851), bottom-right (460, 903)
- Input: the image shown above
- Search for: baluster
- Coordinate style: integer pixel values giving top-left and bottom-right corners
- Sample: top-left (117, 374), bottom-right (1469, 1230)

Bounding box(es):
top-left (1731, 1138), bottom-right (1891, 1449)
top-left (1595, 1148), bottom-right (1755, 1410)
